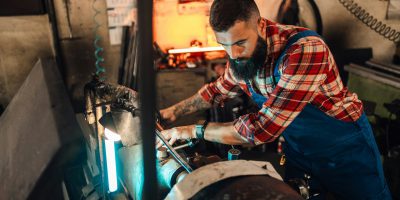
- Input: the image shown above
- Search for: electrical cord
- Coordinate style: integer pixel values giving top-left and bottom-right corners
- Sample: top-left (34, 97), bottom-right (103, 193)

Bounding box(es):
top-left (338, 0), bottom-right (400, 44)
top-left (92, 0), bottom-right (106, 78)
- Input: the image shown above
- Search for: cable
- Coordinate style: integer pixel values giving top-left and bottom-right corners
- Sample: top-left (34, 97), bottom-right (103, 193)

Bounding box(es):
top-left (92, 0), bottom-right (106, 78)
top-left (338, 0), bottom-right (400, 44)
top-left (386, 113), bottom-right (393, 157)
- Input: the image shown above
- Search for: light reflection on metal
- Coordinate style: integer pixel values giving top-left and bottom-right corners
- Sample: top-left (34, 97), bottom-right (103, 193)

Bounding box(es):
top-left (118, 145), bottom-right (145, 199)
top-left (159, 158), bottom-right (188, 188)
top-left (105, 138), bottom-right (118, 192)
top-left (105, 128), bottom-right (121, 141)
top-left (168, 46), bottom-right (224, 54)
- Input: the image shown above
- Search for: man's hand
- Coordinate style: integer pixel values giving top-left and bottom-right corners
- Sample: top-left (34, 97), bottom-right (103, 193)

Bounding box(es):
top-left (160, 106), bottom-right (177, 123)
top-left (156, 125), bottom-right (196, 148)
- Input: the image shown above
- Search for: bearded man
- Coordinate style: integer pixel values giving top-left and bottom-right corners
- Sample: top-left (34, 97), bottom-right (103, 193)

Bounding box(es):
top-left (159, 0), bottom-right (392, 199)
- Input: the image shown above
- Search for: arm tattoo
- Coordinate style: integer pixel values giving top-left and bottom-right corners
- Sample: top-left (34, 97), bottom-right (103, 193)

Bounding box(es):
top-left (174, 93), bottom-right (211, 117)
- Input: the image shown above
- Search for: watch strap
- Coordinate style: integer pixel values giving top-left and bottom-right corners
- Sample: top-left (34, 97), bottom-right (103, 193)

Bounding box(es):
top-left (195, 120), bottom-right (209, 139)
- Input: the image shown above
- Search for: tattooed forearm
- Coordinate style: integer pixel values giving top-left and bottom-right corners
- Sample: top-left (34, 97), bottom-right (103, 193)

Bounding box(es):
top-left (174, 93), bottom-right (211, 117)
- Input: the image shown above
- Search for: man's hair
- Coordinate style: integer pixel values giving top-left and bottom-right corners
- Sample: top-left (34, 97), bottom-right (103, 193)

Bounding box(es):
top-left (209, 0), bottom-right (260, 32)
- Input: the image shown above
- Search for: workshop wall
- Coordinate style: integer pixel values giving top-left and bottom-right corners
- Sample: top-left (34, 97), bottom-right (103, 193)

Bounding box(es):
top-left (53, 0), bottom-right (120, 111)
top-left (0, 16), bottom-right (53, 108)
top-left (154, 0), bottom-right (281, 50)
top-left (154, 0), bottom-right (211, 50)
top-left (0, 0), bottom-right (121, 111)
top-left (154, 0), bottom-right (399, 62)
top-left (1, 0), bottom-right (398, 110)
top-left (315, 0), bottom-right (399, 63)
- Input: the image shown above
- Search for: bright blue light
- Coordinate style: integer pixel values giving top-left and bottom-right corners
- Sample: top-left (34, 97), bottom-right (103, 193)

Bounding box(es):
top-left (105, 128), bottom-right (121, 141)
top-left (105, 139), bottom-right (118, 192)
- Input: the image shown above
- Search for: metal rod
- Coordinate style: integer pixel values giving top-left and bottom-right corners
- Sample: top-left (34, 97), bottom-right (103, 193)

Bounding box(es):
top-left (84, 80), bottom-right (106, 197)
top-left (137, 0), bottom-right (157, 199)
top-left (63, 0), bottom-right (73, 38)
top-left (173, 142), bottom-right (191, 151)
top-left (44, 0), bottom-right (66, 82)
top-left (95, 98), bottom-right (107, 197)
top-left (118, 26), bottom-right (130, 85)
top-left (155, 130), bottom-right (193, 173)
top-left (155, 123), bottom-right (193, 171)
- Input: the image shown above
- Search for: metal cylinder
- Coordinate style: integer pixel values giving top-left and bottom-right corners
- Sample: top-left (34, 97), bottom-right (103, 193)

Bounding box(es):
top-left (159, 159), bottom-right (188, 189)
top-left (228, 148), bottom-right (241, 160)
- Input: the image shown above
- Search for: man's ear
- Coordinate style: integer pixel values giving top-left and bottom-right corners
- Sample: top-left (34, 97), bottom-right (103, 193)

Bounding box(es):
top-left (257, 18), bottom-right (266, 36)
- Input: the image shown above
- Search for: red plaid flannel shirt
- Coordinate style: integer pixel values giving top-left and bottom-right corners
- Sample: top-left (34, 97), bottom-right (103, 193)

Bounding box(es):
top-left (199, 19), bottom-right (363, 144)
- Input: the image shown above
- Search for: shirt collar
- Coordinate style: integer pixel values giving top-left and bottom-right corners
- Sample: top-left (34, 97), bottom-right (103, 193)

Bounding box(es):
top-left (263, 18), bottom-right (283, 66)
top-left (262, 18), bottom-right (305, 66)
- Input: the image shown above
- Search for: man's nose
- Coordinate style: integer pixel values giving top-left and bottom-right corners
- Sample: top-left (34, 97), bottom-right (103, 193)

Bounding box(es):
top-left (226, 45), bottom-right (242, 60)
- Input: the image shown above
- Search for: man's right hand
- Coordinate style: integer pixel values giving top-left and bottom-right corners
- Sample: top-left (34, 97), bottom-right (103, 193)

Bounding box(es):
top-left (160, 106), bottom-right (177, 123)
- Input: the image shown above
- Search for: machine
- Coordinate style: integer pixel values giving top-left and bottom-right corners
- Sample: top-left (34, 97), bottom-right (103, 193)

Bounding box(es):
top-left (62, 77), bottom-right (306, 200)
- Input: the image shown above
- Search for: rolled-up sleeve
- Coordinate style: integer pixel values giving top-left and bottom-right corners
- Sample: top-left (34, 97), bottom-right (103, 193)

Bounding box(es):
top-left (234, 39), bottom-right (329, 145)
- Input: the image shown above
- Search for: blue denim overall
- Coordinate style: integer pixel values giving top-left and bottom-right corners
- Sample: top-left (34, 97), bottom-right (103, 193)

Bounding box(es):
top-left (245, 31), bottom-right (392, 199)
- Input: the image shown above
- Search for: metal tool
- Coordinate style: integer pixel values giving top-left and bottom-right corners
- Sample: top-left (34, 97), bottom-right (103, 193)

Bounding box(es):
top-left (171, 140), bottom-right (197, 151)
top-left (155, 129), bottom-right (193, 173)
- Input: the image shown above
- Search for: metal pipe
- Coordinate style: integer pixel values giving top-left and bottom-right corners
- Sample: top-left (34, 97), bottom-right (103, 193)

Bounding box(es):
top-left (156, 122), bottom-right (193, 172)
top-left (137, 0), bottom-right (157, 199)
top-left (84, 80), bottom-right (97, 124)
top-left (155, 130), bottom-right (193, 173)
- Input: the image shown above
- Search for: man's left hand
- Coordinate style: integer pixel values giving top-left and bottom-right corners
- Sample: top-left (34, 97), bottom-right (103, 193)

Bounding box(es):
top-left (156, 125), bottom-right (196, 148)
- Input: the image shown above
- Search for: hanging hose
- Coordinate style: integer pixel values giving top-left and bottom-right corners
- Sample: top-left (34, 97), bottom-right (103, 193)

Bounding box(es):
top-left (338, 0), bottom-right (400, 44)
top-left (92, 0), bottom-right (106, 78)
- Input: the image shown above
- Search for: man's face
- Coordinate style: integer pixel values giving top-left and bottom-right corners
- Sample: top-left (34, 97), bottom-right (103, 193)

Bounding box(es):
top-left (215, 20), bottom-right (267, 80)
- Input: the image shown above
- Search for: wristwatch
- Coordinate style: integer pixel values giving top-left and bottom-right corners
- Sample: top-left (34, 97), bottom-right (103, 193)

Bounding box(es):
top-left (195, 120), bottom-right (209, 139)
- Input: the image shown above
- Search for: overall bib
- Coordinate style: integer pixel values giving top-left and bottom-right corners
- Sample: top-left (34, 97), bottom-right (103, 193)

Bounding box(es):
top-left (245, 31), bottom-right (392, 199)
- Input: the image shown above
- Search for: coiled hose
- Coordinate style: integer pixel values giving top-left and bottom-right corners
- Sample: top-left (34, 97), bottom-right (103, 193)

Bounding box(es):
top-left (338, 0), bottom-right (400, 44)
top-left (92, 0), bottom-right (106, 78)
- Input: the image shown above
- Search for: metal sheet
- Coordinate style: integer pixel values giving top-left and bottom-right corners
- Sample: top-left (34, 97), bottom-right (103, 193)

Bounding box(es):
top-left (118, 145), bottom-right (144, 200)
top-left (0, 59), bottom-right (81, 199)
top-left (165, 160), bottom-right (282, 200)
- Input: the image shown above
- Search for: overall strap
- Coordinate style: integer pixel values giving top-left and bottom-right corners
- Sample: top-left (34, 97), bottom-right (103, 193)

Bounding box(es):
top-left (273, 30), bottom-right (321, 81)
top-left (245, 78), bottom-right (268, 108)
top-left (245, 79), bottom-right (257, 95)
top-left (245, 30), bottom-right (322, 108)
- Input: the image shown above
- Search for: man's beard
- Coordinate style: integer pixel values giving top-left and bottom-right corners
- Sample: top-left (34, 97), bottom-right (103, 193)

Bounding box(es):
top-left (229, 36), bottom-right (267, 80)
